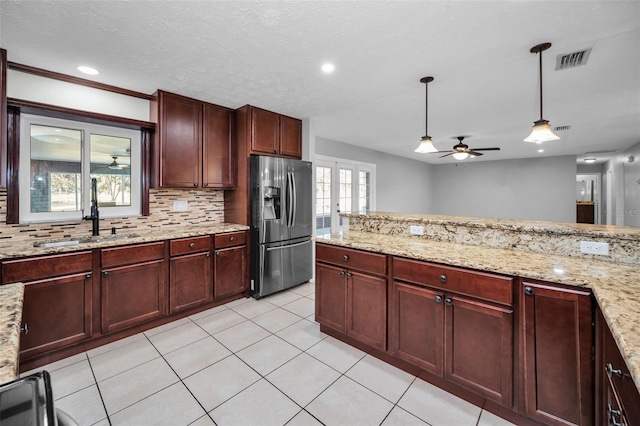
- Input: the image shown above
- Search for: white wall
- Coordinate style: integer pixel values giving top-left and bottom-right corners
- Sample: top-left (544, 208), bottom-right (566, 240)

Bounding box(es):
top-left (315, 137), bottom-right (433, 213)
top-left (430, 156), bottom-right (577, 223)
top-left (623, 141), bottom-right (640, 226)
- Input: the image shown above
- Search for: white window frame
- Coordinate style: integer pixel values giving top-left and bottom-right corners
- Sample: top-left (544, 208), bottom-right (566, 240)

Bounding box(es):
top-left (315, 155), bottom-right (376, 235)
top-left (19, 114), bottom-right (142, 223)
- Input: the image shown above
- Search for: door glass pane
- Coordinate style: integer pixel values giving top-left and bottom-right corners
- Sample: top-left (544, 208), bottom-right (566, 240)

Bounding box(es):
top-left (90, 134), bottom-right (131, 207)
top-left (315, 166), bottom-right (332, 236)
top-left (339, 168), bottom-right (353, 214)
top-left (359, 171), bottom-right (371, 214)
top-left (30, 124), bottom-right (82, 213)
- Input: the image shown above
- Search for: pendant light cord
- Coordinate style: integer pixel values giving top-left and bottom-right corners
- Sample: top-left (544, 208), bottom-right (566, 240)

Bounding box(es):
top-left (538, 49), bottom-right (544, 121)
top-left (425, 81), bottom-right (429, 135)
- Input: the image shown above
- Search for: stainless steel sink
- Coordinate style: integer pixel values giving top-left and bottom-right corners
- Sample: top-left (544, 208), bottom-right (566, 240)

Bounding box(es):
top-left (34, 234), bottom-right (140, 247)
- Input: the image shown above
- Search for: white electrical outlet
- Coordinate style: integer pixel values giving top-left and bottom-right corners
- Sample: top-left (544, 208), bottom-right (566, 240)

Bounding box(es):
top-left (409, 225), bottom-right (424, 236)
top-left (580, 241), bottom-right (609, 256)
top-left (173, 200), bottom-right (188, 211)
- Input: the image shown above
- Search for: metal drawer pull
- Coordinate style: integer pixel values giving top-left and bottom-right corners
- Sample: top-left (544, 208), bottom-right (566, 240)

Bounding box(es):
top-left (189, 242), bottom-right (195, 248)
top-left (21, 323), bottom-right (29, 335)
top-left (439, 274), bottom-right (447, 283)
top-left (230, 237), bottom-right (235, 241)
top-left (216, 251), bottom-right (220, 256)
top-left (525, 286), bottom-right (534, 296)
top-left (85, 273), bottom-right (92, 279)
top-left (607, 404), bottom-right (621, 417)
top-left (206, 253), bottom-right (211, 258)
top-left (343, 255), bottom-right (349, 261)
top-left (435, 295), bottom-right (442, 303)
top-left (340, 271), bottom-right (345, 277)
top-left (103, 271), bottom-right (109, 276)
top-left (445, 298), bottom-right (452, 306)
top-left (606, 363), bottom-right (623, 377)
top-left (347, 273), bottom-right (352, 278)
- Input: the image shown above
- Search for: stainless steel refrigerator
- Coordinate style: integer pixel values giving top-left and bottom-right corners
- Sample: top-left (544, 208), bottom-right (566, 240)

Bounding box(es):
top-left (250, 155), bottom-right (313, 298)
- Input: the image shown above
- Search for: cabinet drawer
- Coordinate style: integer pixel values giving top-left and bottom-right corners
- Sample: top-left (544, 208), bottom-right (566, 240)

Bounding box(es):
top-left (393, 257), bottom-right (512, 306)
top-left (316, 243), bottom-right (386, 276)
top-left (2, 251), bottom-right (92, 283)
top-left (102, 242), bottom-right (165, 268)
top-left (215, 231), bottom-right (246, 249)
top-left (170, 236), bottom-right (211, 256)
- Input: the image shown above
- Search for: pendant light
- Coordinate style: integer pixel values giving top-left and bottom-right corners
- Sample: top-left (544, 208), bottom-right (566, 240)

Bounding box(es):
top-left (415, 76), bottom-right (438, 153)
top-left (524, 43), bottom-right (560, 144)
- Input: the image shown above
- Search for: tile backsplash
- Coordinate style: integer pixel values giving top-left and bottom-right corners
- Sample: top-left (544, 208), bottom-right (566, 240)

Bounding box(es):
top-left (0, 188), bottom-right (225, 243)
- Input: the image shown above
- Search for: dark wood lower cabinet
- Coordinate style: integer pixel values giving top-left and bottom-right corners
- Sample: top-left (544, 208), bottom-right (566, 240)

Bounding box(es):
top-left (214, 244), bottom-right (247, 300)
top-left (521, 280), bottom-right (593, 426)
top-left (20, 273), bottom-right (93, 359)
top-left (315, 263), bottom-right (346, 333)
top-left (101, 260), bottom-right (166, 334)
top-left (346, 270), bottom-right (386, 350)
top-left (170, 252), bottom-right (212, 313)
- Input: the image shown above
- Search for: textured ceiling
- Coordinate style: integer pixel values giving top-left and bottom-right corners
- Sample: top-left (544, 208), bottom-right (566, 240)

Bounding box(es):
top-left (1, 1), bottom-right (638, 164)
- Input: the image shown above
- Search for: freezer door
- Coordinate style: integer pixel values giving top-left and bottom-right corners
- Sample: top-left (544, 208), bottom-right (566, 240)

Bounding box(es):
top-left (257, 238), bottom-right (312, 298)
top-left (286, 159), bottom-right (313, 240)
top-left (251, 156), bottom-right (289, 244)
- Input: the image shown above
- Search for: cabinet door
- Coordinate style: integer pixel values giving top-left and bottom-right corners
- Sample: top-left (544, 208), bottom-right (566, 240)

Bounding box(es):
top-left (101, 260), bottom-right (166, 334)
top-left (203, 103), bottom-right (235, 189)
top-left (315, 263), bottom-right (346, 333)
top-left (521, 281), bottom-right (593, 426)
top-left (445, 295), bottom-right (513, 407)
top-left (158, 91), bottom-right (202, 188)
top-left (250, 107), bottom-right (279, 155)
top-left (390, 281), bottom-right (444, 375)
top-left (280, 115), bottom-right (302, 158)
top-left (346, 271), bottom-right (386, 350)
top-left (20, 273), bottom-right (93, 360)
top-left (170, 252), bottom-right (212, 313)
top-left (214, 245), bottom-right (247, 300)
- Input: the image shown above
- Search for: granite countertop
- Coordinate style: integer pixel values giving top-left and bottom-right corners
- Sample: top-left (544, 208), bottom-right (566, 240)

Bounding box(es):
top-left (0, 222), bottom-right (249, 261)
top-left (316, 230), bottom-right (640, 393)
top-left (0, 283), bottom-right (25, 385)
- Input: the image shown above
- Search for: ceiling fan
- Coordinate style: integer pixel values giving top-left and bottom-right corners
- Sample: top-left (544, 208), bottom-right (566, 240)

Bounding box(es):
top-left (108, 156), bottom-right (129, 169)
top-left (431, 136), bottom-right (501, 160)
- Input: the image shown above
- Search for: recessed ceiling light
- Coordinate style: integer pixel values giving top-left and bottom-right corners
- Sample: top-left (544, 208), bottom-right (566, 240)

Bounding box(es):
top-left (78, 65), bottom-right (99, 75)
top-left (538, 149), bottom-right (544, 153)
top-left (321, 63), bottom-right (335, 73)
top-left (584, 158), bottom-right (596, 163)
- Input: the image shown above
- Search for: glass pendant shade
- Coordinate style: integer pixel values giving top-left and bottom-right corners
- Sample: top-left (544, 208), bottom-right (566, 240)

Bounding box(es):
top-left (415, 136), bottom-right (438, 153)
top-left (523, 119), bottom-right (560, 144)
top-left (452, 152), bottom-right (469, 160)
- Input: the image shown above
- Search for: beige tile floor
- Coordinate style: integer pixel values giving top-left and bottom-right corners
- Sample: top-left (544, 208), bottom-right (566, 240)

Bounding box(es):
top-left (24, 282), bottom-right (515, 426)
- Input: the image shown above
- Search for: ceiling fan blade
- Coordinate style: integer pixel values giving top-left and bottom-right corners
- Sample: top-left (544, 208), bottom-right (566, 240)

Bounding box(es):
top-left (427, 151), bottom-right (447, 154)
top-left (468, 151), bottom-right (484, 157)
top-left (472, 147), bottom-right (501, 151)
top-left (439, 152), bottom-right (455, 158)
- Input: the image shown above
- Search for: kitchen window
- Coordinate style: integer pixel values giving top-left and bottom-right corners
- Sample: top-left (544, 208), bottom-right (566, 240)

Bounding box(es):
top-left (19, 114), bottom-right (141, 223)
top-left (315, 155), bottom-right (376, 236)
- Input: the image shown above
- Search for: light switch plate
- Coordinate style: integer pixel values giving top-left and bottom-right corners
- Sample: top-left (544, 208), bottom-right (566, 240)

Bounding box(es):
top-left (173, 200), bottom-right (188, 211)
top-left (580, 241), bottom-right (609, 255)
top-left (409, 225), bottom-right (424, 236)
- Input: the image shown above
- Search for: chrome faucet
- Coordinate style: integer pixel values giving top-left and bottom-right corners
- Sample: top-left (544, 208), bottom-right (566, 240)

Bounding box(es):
top-left (83, 178), bottom-right (100, 236)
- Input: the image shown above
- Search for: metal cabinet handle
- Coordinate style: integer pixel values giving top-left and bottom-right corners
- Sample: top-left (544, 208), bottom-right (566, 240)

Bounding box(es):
top-left (607, 404), bottom-right (622, 417)
top-left (206, 252), bottom-right (211, 258)
top-left (343, 255), bottom-right (349, 261)
top-left (103, 271), bottom-right (109, 276)
top-left (439, 274), bottom-right (447, 283)
top-left (340, 271), bottom-right (345, 277)
top-left (204, 183), bottom-right (209, 187)
top-left (525, 286), bottom-right (534, 296)
top-left (445, 297), bottom-right (452, 306)
top-left (85, 273), bottom-right (92, 279)
top-left (230, 237), bottom-right (235, 241)
top-left (347, 272), bottom-right (352, 278)
top-left (435, 295), bottom-right (442, 303)
top-left (606, 363), bottom-right (623, 377)
top-left (216, 251), bottom-right (220, 256)
top-left (193, 183), bottom-right (198, 187)
top-left (607, 405), bottom-right (624, 426)
top-left (189, 242), bottom-right (195, 248)
top-left (21, 323), bottom-right (29, 335)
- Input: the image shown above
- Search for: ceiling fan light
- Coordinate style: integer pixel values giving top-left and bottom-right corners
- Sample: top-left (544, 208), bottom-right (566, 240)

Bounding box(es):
top-left (523, 119), bottom-right (560, 143)
top-left (415, 136), bottom-right (438, 153)
top-left (452, 152), bottom-right (469, 160)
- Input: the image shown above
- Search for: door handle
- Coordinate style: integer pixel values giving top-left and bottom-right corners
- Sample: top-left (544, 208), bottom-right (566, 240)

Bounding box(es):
top-left (291, 171), bottom-right (297, 227)
top-left (524, 286), bottom-right (534, 296)
top-left (435, 295), bottom-right (442, 303)
top-left (445, 297), bottom-right (452, 306)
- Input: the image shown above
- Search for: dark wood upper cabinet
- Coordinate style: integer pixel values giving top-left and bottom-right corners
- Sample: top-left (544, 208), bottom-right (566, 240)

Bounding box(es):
top-left (520, 280), bottom-right (593, 426)
top-left (280, 115), bottom-right (302, 158)
top-left (238, 104), bottom-right (302, 159)
top-left (151, 90), bottom-right (234, 189)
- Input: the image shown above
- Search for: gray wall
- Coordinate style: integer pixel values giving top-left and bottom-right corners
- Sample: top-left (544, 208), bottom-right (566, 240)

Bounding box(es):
top-left (430, 156), bottom-right (577, 223)
top-left (315, 137), bottom-right (433, 213)
top-left (623, 141), bottom-right (640, 226)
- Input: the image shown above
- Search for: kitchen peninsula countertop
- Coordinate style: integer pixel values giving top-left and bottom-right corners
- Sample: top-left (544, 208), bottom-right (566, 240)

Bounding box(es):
top-left (0, 222), bottom-right (249, 261)
top-left (0, 283), bottom-right (25, 384)
top-left (316, 230), bottom-right (640, 393)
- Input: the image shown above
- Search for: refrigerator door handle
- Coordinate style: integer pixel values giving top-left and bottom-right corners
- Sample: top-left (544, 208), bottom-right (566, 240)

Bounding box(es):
top-left (266, 239), bottom-right (311, 251)
top-left (287, 171), bottom-right (294, 228)
top-left (291, 171), bottom-right (297, 228)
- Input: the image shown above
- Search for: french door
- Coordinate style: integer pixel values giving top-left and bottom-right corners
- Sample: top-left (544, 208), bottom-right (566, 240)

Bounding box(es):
top-left (315, 156), bottom-right (375, 236)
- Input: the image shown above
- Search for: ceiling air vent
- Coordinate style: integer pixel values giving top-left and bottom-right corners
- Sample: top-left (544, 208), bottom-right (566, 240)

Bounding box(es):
top-left (555, 48), bottom-right (592, 71)
top-left (553, 125), bottom-right (571, 131)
